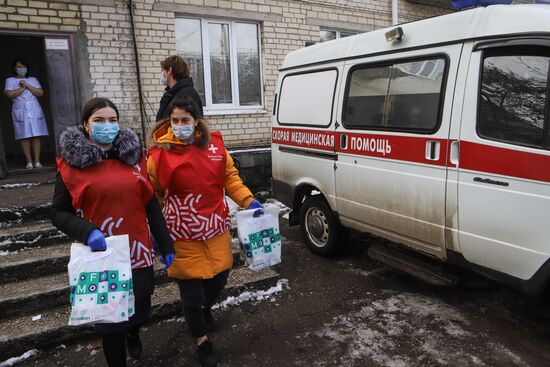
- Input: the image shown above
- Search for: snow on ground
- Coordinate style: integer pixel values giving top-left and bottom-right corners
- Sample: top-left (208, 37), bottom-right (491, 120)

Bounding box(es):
top-left (0, 183), bottom-right (40, 190)
top-left (0, 349), bottom-right (39, 367)
top-left (308, 292), bottom-right (528, 367)
top-left (213, 279), bottom-right (289, 310)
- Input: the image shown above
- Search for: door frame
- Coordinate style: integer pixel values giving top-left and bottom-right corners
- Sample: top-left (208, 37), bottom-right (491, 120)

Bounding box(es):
top-left (0, 28), bottom-right (81, 165)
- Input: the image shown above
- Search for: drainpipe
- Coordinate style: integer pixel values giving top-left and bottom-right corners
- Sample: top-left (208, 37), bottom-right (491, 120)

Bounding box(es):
top-left (392, 0), bottom-right (399, 25)
top-left (128, 0), bottom-right (148, 144)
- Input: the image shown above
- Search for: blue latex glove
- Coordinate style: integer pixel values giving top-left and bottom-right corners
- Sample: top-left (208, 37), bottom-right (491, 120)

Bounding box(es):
top-left (247, 199), bottom-right (265, 217)
top-left (247, 199), bottom-right (264, 210)
top-left (87, 229), bottom-right (107, 252)
top-left (160, 252), bottom-right (175, 270)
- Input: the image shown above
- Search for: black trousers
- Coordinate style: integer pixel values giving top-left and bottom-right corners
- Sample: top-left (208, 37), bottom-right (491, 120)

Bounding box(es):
top-left (176, 270), bottom-right (230, 338)
top-left (94, 266), bottom-right (154, 367)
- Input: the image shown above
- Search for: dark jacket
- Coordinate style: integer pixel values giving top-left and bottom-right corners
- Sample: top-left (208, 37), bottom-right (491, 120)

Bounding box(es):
top-left (156, 77), bottom-right (203, 121)
top-left (51, 127), bottom-right (174, 298)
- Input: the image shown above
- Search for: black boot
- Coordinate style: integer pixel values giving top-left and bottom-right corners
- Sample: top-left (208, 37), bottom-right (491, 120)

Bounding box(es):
top-left (126, 331), bottom-right (142, 359)
top-left (197, 340), bottom-right (218, 367)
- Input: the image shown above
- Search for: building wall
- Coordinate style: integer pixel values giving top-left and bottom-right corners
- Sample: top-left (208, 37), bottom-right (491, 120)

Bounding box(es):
top-left (0, 0), bottom-right (451, 147)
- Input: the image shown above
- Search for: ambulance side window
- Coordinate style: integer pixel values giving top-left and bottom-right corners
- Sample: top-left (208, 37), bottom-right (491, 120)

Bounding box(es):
top-left (343, 57), bottom-right (446, 133)
top-left (277, 69), bottom-right (338, 127)
top-left (478, 47), bottom-right (550, 149)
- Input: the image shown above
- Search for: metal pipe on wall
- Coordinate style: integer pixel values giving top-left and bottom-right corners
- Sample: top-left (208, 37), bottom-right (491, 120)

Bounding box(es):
top-left (128, 0), bottom-right (148, 144)
top-left (392, 0), bottom-right (399, 25)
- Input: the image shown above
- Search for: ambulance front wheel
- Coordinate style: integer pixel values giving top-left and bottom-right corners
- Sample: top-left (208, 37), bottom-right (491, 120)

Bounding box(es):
top-left (299, 196), bottom-right (339, 256)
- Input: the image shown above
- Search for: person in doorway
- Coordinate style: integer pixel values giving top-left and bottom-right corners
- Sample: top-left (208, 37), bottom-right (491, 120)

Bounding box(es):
top-left (147, 96), bottom-right (263, 367)
top-left (4, 59), bottom-right (49, 169)
top-left (51, 97), bottom-right (175, 367)
top-left (156, 55), bottom-right (203, 121)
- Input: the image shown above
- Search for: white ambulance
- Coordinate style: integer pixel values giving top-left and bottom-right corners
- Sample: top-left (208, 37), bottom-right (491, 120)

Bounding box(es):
top-left (271, 4), bottom-right (550, 295)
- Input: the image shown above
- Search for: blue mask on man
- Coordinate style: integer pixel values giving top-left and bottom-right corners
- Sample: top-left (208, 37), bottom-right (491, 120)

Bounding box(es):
top-left (91, 123), bottom-right (120, 144)
top-left (172, 124), bottom-right (195, 141)
top-left (16, 67), bottom-right (27, 76)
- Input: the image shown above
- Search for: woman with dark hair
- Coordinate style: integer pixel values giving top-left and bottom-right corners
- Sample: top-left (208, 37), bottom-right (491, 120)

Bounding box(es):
top-left (156, 55), bottom-right (203, 121)
top-left (51, 97), bottom-right (175, 367)
top-left (3, 59), bottom-right (49, 168)
top-left (147, 96), bottom-right (263, 367)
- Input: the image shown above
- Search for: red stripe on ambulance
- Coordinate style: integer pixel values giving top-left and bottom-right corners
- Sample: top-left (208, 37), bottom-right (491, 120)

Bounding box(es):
top-left (460, 141), bottom-right (550, 183)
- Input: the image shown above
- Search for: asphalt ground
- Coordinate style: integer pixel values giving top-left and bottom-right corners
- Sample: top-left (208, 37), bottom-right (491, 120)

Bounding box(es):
top-left (14, 219), bottom-right (550, 367)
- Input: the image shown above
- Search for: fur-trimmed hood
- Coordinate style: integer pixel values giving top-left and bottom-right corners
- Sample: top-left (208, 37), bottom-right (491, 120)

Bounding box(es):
top-left (59, 126), bottom-right (142, 169)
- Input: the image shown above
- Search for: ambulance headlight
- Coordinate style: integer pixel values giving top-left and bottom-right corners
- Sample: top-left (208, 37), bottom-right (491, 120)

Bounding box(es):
top-left (385, 27), bottom-right (404, 43)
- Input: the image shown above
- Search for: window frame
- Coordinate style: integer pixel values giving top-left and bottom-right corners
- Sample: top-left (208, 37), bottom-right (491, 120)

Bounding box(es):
top-left (475, 44), bottom-right (550, 150)
top-left (176, 17), bottom-right (265, 114)
top-left (276, 67), bottom-right (339, 128)
top-left (319, 28), bottom-right (357, 42)
top-left (341, 53), bottom-right (450, 135)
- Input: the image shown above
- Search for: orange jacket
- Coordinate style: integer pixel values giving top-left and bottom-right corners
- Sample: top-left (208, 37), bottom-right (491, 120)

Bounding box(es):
top-left (147, 122), bottom-right (254, 279)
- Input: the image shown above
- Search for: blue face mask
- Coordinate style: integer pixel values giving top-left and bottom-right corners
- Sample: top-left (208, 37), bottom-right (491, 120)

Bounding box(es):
top-left (16, 67), bottom-right (27, 76)
top-left (91, 122), bottom-right (120, 145)
top-left (172, 124), bottom-right (195, 141)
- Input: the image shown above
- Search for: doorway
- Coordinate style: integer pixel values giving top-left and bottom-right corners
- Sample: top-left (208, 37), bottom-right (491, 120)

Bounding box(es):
top-left (0, 35), bottom-right (56, 171)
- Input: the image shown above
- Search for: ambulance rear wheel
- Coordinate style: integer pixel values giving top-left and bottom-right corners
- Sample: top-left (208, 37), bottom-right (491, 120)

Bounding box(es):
top-left (300, 196), bottom-right (339, 256)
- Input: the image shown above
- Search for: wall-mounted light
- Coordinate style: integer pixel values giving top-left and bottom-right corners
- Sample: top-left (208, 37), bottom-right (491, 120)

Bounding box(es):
top-left (385, 27), bottom-right (404, 42)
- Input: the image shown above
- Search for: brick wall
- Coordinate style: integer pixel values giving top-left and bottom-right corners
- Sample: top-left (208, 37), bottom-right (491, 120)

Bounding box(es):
top-left (0, 0), bottom-right (450, 147)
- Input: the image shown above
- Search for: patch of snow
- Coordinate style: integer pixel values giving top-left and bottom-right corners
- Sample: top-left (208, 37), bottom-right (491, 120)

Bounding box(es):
top-left (0, 349), bottom-right (39, 367)
top-left (90, 349), bottom-right (98, 356)
top-left (161, 316), bottom-right (184, 323)
top-left (75, 345), bottom-right (83, 352)
top-left (0, 250), bottom-right (9, 256)
top-left (0, 182), bottom-right (42, 190)
top-left (213, 279), bottom-right (289, 309)
top-left (307, 293), bottom-right (526, 366)
top-left (31, 315), bottom-right (42, 321)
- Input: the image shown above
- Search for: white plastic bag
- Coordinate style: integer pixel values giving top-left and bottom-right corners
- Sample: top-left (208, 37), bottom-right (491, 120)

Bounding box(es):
top-left (68, 235), bottom-right (135, 326)
top-left (236, 206), bottom-right (282, 271)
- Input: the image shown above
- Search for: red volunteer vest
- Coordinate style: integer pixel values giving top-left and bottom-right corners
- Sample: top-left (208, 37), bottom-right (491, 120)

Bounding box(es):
top-left (149, 131), bottom-right (231, 242)
top-left (57, 156), bottom-right (155, 269)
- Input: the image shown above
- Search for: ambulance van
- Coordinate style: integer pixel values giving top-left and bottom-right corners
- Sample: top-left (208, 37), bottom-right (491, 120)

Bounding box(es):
top-left (271, 4), bottom-right (550, 295)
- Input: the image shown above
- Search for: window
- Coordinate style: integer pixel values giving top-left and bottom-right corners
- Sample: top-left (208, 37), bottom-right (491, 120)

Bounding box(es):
top-left (278, 69), bottom-right (337, 126)
top-left (478, 47), bottom-right (550, 149)
top-left (343, 57), bottom-right (446, 132)
top-left (175, 18), bottom-right (263, 112)
top-left (319, 29), bottom-right (356, 43)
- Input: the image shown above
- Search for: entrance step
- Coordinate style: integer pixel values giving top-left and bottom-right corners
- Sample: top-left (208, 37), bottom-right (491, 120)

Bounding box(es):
top-left (0, 173), bottom-right (55, 226)
top-left (0, 169), bottom-right (55, 188)
top-left (0, 202), bottom-right (52, 228)
top-left (0, 242), bottom-right (71, 284)
top-left (368, 244), bottom-right (460, 287)
top-left (0, 266), bottom-right (280, 360)
top-left (0, 220), bottom-right (66, 252)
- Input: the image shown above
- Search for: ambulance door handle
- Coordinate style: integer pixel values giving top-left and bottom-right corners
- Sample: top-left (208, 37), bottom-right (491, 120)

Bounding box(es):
top-left (425, 141), bottom-right (440, 161)
top-left (450, 141), bottom-right (460, 165)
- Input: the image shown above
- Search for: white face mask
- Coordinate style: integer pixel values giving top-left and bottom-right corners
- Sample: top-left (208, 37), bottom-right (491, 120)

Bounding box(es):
top-left (160, 73), bottom-right (168, 86)
top-left (16, 67), bottom-right (27, 76)
top-left (171, 124), bottom-right (195, 141)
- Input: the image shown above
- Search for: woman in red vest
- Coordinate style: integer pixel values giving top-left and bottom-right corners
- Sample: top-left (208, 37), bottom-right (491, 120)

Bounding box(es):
top-left (148, 96), bottom-right (263, 367)
top-left (52, 97), bottom-right (175, 367)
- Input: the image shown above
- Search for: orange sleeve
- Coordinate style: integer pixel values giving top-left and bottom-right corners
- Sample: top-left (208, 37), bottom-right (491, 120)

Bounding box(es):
top-left (224, 149), bottom-right (254, 208)
top-left (147, 155), bottom-right (164, 207)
